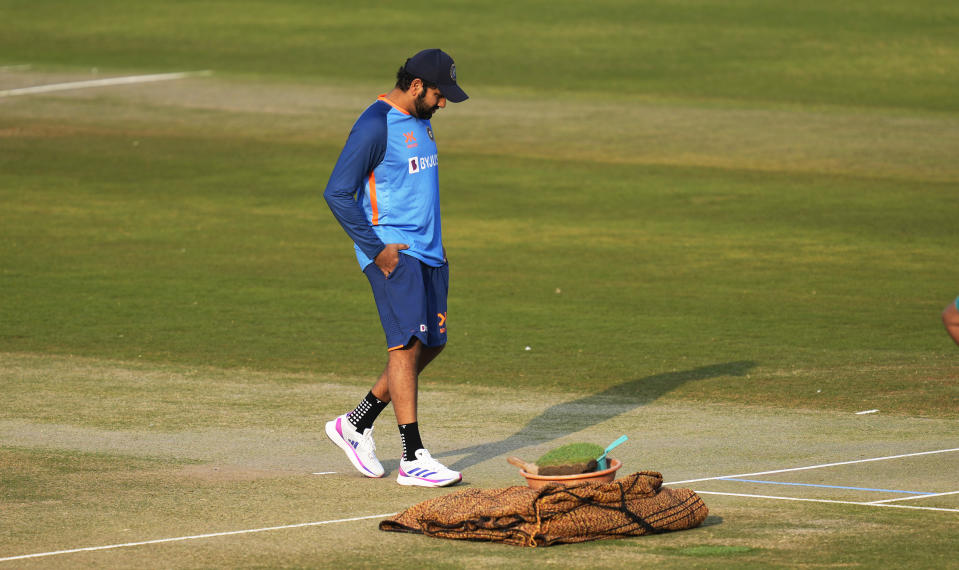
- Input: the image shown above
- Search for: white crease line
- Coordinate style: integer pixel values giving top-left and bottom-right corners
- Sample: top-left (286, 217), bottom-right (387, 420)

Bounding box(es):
top-left (866, 490), bottom-right (959, 505)
top-left (0, 512), bottom-right (396, 563)
top-left (694, 490), bottom-right (959, 513)
top-left (696, 490), bottom-right (873, 506)
top-left (667, 447), bottom-right (959, 485)
top-left (0, 70), bottom-right (212, 98)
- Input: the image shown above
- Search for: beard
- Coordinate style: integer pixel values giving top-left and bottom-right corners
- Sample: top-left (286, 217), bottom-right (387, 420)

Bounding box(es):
top-left (413, 90), bottom-right (439, 120)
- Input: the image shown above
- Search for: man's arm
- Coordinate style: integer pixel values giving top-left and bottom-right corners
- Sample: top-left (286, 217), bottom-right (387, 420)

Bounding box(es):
top-left (323, 106), bottom-right (389, 262)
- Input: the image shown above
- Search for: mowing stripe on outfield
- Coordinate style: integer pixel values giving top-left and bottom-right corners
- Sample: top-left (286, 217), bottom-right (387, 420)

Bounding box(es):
top-left (694, 491), bottom-right (959, 513)
top-left (0, 512), bottom-right (396, 563)
top-left (0, 70), bottom-right (212, 98)
top-left (668, 447), bottom-right (959, 485)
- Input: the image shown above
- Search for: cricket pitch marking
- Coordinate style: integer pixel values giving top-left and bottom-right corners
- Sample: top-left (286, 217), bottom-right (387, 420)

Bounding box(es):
top-left (671, 447), bottom-right (959, 514)
top-left (0, 513), bottom-right (396, 563)
top-left (0, 70), bottom-right (212, 98)
top-left (4, 447), bottom-right (955, 562)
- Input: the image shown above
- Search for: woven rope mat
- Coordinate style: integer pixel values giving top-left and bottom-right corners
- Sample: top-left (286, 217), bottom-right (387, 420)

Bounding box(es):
top-left (380, 471), bottom-right (708, 547)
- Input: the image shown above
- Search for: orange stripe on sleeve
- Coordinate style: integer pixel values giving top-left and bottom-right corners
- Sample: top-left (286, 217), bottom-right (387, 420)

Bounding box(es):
top-left (368, 171), bottom-right (379, 225)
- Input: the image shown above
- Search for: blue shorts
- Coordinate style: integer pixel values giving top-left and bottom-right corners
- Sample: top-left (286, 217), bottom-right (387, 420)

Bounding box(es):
top-left (363, 254), bottom-right (448, 351)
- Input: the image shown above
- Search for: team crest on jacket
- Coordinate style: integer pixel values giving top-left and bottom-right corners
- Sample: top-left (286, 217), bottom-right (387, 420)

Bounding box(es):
top-left (427, 127), bottom-right (434, 141)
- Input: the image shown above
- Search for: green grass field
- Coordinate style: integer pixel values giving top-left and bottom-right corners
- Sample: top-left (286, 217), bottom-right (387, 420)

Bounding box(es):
top-left (2, 1), bottom-right (958, 567)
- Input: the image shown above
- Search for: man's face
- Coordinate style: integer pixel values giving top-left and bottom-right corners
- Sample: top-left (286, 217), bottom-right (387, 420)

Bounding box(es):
top-left (413, 85), bottom-right (447, 120)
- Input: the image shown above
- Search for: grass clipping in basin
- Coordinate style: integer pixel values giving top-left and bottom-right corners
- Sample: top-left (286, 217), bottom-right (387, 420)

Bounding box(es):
top-left (535, 443), bottom-right (605, 476)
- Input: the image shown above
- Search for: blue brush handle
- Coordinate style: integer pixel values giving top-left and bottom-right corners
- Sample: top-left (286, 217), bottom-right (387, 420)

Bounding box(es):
top-left (597, 435), bottom-right (628, 470)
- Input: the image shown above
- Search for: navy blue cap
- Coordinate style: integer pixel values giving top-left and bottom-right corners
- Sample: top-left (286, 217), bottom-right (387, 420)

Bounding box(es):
top-left (403, 49), bottom-right (468, 103)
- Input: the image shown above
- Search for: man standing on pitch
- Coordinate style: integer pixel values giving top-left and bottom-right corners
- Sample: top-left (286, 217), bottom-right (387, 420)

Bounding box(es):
top-left (322, 49), bottom-right (467, 487)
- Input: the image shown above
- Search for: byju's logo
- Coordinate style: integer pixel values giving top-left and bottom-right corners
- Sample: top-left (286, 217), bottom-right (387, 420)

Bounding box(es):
top-left (408, 153), bottom-right (438, 174)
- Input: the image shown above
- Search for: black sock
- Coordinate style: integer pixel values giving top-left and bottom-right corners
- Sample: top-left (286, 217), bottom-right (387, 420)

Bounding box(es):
top-left (398, 422), bottom-right (424, 461)
top-left (346, 391), bottom-right (388, 432)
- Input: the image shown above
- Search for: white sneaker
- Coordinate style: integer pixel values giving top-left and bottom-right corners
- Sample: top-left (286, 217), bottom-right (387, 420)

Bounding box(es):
top-left (325, 414), bottom-right (384, 478)
top-left (397, 448), bottom-right (462, 487)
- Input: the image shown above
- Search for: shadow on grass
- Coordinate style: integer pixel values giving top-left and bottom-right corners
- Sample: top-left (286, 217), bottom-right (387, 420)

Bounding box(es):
top-left (701, 515), bottom-right (724, 527)
top-left (434, 361), bottom-right (756, 471)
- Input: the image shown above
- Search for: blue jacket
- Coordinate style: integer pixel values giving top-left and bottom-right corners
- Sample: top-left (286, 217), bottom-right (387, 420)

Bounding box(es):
top-left (324, 96), bottom-right (444, 269)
